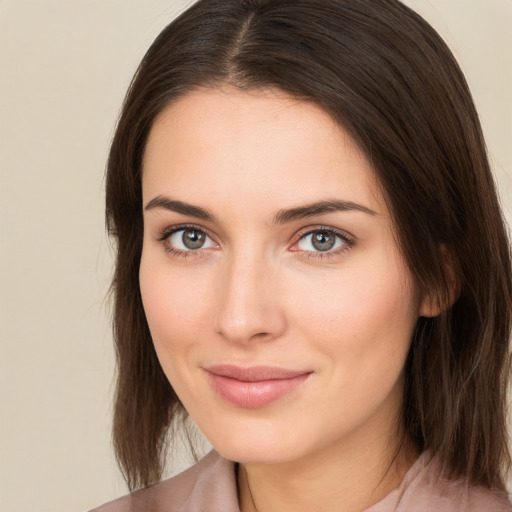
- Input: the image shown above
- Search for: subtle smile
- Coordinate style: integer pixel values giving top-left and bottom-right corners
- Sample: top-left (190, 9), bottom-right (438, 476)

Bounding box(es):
top-left (203, 365), bottom-right (313, 409)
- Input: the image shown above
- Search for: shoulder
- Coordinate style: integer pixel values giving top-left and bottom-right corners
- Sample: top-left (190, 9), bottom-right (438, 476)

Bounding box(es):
top-left (368, 453), bottom-right (512, 512)
top-left (89, 450), bottom-right (239, 512)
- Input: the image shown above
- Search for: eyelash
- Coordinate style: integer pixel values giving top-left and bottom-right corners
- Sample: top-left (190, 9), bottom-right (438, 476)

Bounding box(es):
top-left (157, 224), bottom-right (213, 259)
top-left (293, 226), bottom-right (355, 260)
top-left (156, 224), bottom-right (355, 260)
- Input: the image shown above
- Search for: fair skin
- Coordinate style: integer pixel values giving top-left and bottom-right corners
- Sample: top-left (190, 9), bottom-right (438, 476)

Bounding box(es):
top-left (140, 87), bottom-right (433, 512)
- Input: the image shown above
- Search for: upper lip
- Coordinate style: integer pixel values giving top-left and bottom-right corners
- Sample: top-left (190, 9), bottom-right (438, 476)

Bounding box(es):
top-left (204, 365), bottom-right (312, 382)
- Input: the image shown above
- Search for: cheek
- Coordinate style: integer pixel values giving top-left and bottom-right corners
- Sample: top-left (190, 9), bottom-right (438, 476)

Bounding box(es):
top-left (139, 257), bottom-right (219, 413)
top-left (139, 254), bottom-right (213, 363)
top-left (292, 257), bottom-right (418, 378)
top-left (289, 263), bottom-right (418, 438)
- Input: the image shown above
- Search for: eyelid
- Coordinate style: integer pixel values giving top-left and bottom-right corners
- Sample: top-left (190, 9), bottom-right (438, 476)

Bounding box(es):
top-left (293, 225), bottom-right (355, 244)
top-left (157, 223), bottom-right (219, 255)
top-left (156, 223), bottom-right (355, 259)
top-left (157, 223), bottom-right (215, 241)
top-left (290, 225), bottom-right (356, 255)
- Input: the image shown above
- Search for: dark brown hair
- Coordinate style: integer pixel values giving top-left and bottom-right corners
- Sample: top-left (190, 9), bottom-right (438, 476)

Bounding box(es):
top-left (106, 0), bottom-right (512, 491)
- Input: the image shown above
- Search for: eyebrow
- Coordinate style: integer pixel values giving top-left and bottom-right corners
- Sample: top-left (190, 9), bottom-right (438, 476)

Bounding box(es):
top-left (145, 196), bottom-right (216, 222)
top-left (144, 196), bottom-right (377, 223)
top-left (272, 200), bottom-right (377, 224)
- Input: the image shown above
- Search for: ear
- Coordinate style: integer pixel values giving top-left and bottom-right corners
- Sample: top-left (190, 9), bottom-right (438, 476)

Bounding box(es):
top-left (419, 243), bottom-right (460, 318)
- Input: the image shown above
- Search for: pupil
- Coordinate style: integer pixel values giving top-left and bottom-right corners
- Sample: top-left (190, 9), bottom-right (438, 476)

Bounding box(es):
top-left (183, 229), bottom-right (205, 249)
top-left (312, 231), bottom-right (335, 251)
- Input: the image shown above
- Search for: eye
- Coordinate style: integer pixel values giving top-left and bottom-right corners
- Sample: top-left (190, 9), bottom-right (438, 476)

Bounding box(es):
top-left (166, 227), bottom-right (217, 251)
top-left (296, 228), bottom-right (350, 253)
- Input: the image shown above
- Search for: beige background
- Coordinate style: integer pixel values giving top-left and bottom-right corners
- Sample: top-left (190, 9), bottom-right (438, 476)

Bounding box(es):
top-left (0, 1), bottom-right (510, 511)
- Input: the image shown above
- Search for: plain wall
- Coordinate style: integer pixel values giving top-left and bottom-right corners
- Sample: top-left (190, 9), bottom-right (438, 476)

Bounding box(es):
top-left (0, 1), bottom-right (510, 511)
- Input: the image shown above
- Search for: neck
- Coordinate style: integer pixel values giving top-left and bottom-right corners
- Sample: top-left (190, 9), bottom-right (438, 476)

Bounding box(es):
top-left (237, 406), bottom-right (417, 512)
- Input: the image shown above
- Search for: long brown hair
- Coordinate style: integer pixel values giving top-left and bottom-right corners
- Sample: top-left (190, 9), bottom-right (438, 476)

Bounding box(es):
top-left (106, 0), bottom-right (512, 491)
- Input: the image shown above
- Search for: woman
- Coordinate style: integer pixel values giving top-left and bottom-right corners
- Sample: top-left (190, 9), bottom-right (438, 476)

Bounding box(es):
top-left (92, 0), bottom-right (512, 510)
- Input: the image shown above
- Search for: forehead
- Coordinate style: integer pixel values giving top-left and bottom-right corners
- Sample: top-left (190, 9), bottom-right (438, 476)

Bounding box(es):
top-left (142, 87), bottom-right (385, 217)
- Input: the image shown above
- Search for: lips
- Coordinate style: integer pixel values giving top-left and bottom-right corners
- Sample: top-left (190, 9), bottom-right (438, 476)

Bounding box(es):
top-left (204, 365), bottom-right (312, 408)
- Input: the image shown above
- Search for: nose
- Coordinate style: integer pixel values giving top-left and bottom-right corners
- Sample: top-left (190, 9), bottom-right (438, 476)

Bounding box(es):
top-left (213, 250), bottom-right (287, 344)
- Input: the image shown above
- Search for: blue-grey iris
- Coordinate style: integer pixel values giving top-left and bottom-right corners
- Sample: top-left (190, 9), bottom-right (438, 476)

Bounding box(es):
top-left (183, 229), bottom-right (205, 249)
top-left (312, 231), bottom-right (336, 251)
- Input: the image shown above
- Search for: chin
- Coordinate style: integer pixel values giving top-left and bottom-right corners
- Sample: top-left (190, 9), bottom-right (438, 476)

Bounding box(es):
top-left (196, 416), bottom-right (315, 466)
top-left (214, 441), bottom-right (297, 466)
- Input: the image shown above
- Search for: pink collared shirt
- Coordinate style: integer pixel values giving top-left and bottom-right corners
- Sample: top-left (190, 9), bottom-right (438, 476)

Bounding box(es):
top-left (90, 450), bottom-right (512, 511)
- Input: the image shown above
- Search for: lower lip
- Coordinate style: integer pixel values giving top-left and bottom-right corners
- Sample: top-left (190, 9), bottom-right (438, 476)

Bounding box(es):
top-left (205, 372), bottom-right (311, 408)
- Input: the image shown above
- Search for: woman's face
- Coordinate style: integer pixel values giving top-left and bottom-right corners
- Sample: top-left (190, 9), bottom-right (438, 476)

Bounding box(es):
top-left (140, 87), bottom-right (427, 465)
